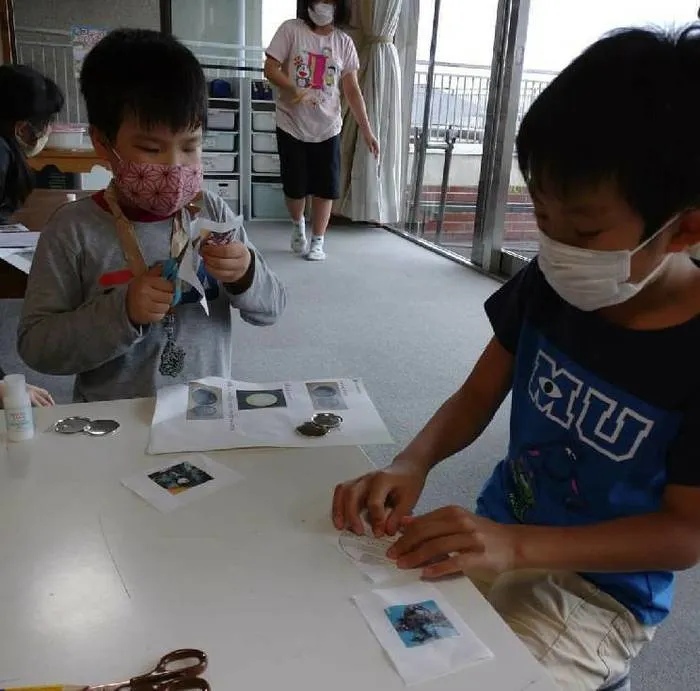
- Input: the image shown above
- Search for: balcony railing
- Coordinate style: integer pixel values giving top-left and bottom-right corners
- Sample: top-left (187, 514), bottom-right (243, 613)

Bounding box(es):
top-left (413, 60), bottom-right (556, 143)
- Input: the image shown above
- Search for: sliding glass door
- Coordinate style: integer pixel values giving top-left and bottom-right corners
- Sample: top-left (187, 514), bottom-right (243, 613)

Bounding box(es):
top-left (498, 0), bottom-right (694, 274)
top-left (396, 0), bottom-right (696, 278)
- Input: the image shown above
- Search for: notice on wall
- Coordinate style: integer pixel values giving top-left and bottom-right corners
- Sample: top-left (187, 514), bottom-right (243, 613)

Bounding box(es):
top-left (71, 25), bottom-right (108, 80)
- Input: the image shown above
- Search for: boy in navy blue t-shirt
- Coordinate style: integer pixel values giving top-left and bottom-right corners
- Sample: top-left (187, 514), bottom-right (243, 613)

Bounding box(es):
top-left (333, 25), bottom-right (700, 689)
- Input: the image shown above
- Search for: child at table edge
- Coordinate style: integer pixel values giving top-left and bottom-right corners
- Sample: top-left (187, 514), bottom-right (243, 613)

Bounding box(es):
top-left (333, 25), bottom-right (700, 690)
top-left (17, 29), bottom-right (286, 402)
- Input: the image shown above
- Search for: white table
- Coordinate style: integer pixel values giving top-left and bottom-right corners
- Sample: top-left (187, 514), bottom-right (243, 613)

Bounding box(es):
top-left (0, 399), bottom-right (556, 690)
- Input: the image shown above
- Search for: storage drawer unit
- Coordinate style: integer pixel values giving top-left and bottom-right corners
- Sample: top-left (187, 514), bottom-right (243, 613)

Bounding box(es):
top-left (207, 108), bottom-right (237, 130)
top-left (252, 182), bottom-right (288, 219)
top-left (252, 111), bottom-right (276, 132)
top-left (203, 131), bottom-right (237, 152)
top-left (203, 178), bottom-right (239, 212)
top-left (202, 152), bottom-right (237, 173)
top-left (252, 132), bottom-right (278, 153)
top-left (252, 153), bottom-right (281, 174)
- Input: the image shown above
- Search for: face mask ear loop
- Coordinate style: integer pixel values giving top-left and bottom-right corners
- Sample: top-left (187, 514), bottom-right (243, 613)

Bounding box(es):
top-left (634, 213), bottom-right (682, 255)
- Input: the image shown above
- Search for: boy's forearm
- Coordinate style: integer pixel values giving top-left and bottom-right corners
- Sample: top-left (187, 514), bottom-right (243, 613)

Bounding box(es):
top-left (19, 287), bottom-right (142, 375)
top-left (513, 512), bottom-right (700, 573)
top-left (397, 389), bottom-right (498, 474)
top-left (224, 250), bottom-right (286, 326)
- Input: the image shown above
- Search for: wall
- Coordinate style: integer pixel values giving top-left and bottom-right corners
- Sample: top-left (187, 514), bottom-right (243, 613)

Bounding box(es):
top-left (14, 0), bottom-right (160, 31)
top-left (171, 0), bottom-right (262, 54)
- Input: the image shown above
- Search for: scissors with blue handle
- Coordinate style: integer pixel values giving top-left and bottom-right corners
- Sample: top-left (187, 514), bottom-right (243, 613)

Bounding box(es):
top-left (161, 243), bottom-right (189, 307)
top-left (4, 648), bottom-right (210, 691)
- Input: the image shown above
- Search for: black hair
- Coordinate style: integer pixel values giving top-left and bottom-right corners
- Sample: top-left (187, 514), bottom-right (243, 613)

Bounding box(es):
top-left (80, 28), bottom-right (207, 142)
top-left (0, 64), bottom-right (64, 209)
top-left (516, 24), bottom-right (700, 238)
top-left (300, 0), bottom-right (351, 29)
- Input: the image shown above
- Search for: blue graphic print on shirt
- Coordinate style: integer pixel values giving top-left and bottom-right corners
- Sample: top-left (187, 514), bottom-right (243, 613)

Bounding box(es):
top-left (478, 293), bottom-right (685, 626)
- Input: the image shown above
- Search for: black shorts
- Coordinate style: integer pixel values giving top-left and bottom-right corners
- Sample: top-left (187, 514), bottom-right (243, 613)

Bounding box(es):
top-left (276, 127), bottom-right (341, 200)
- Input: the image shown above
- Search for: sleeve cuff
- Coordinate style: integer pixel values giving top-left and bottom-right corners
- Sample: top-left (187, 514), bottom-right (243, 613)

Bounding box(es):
top-left (224, 250), bottom-right (256, 295)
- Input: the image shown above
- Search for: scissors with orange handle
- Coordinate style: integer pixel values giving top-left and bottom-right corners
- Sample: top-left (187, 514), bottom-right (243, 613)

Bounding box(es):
top-left (3, 648), bottom-right (210, 691)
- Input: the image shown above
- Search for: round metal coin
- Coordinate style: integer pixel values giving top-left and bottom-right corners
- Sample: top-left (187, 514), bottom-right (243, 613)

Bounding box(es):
top-left (84, 419), bottom-right (120, 436)
top-left (296, 421), bottom-right (328, 438)
top-left (311, 413), bottom-right (343, 430)
top-left (53, 416), bottom-right (91, 434)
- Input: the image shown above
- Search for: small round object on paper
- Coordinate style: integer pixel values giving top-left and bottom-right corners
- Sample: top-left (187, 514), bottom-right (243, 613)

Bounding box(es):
top-left (312, 413), bottom-right (343, 429)
top-left (53, 416), bottom-right (91, 434)
top-left (84, 419), bottom-right (120, 436)
top-left (245, 392), bottom-right (279, 408)
top-left (296, 421), bottom-right (328, 437)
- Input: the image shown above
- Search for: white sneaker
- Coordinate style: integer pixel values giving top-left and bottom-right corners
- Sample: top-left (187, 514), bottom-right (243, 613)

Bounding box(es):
top-left (291, 220), bottom-right (307, 255)
top-left (306, 238), bottom-right (326, 261)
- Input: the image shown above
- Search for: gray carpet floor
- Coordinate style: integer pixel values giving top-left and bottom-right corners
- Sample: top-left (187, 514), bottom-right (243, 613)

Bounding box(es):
top-left (1, 221), bottom-right (697, 689)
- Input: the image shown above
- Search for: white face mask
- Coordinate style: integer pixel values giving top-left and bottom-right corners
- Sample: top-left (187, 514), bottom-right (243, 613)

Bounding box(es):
top-left (309, 2), bottom-right (335, 27)
top-left (537, 215), bottom-right (679, 312)
top-left (16, 123), bottom-right (49, 158)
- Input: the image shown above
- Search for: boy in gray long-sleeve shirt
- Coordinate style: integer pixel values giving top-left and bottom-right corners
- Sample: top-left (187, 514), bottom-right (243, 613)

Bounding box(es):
top-left (18, 29), bottom-right (286, 402)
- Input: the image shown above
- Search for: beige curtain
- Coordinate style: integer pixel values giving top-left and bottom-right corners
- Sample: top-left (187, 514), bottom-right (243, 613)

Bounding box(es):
top-left (336, 0), bottom-right (403, 223)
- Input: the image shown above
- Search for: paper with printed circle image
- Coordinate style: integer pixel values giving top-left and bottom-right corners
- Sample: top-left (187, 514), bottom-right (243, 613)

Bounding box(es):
top-left (148, 377), bottom-right (393, 454)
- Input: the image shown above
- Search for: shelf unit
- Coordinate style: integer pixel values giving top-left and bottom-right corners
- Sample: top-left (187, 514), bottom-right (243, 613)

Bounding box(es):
top-left (199, 51), bottom-right (293, 222)
top-left (203, 90), bottom-right (241, 215)
top-left (249, 91), bottom-right (287, 222)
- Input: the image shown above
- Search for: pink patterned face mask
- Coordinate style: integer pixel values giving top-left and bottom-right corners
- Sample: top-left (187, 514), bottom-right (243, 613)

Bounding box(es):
top-left (111, 155), bottom-right (202, 217)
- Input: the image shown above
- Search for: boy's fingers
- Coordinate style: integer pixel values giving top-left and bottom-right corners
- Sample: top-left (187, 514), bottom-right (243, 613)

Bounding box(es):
top-left (202, 242), bottom-right (248, 259)
top-left (145, 277), bottom-right (175, 294)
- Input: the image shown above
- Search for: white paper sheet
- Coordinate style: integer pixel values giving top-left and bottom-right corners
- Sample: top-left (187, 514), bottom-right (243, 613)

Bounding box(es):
top-left (0, 223), bottom-right (30, 233)
top-left (353, 584), bottom-right (493, 686)
top-left (0, 231), bottom-right (40, 248)
top-left (121, 454), bottom-right (244, 512)
top-left (147, 377), bottom-right (393, 454)
top-left (0, 249), bottom-right (33, 274)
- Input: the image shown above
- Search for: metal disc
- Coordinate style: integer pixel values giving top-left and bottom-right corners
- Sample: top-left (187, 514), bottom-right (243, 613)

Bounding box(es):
top-left (311, 413), bottom-right (343, 430)
top-left (53, 416), bottom-right (91, 434)
top-left (84, 419), bottom-right (120, 436)
top-left (296, 421), bottom-right (328, 438)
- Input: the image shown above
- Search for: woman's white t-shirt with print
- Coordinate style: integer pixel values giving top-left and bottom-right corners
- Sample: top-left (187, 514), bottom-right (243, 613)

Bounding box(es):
top-left (266, 19), bottom-right (360, 143)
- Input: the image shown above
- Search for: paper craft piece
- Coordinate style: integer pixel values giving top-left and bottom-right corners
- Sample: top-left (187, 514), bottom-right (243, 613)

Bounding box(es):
top-left (121, 454), bottom-right (243, 512)
top-left (148, 377), bottom-right (393, 454)
top-left (177, 240), bottom-right (209, 316)
top-left (194, 217), bottom-right (242, 248)
top-left (338, 530), bottom-right (399, 583)
top-left (353, 584), bottom-right (493, 686)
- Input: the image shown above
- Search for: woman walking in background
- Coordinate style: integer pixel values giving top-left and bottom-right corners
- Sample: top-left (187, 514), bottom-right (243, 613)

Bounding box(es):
top-left (264, 0), bottom-right (380, 261)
